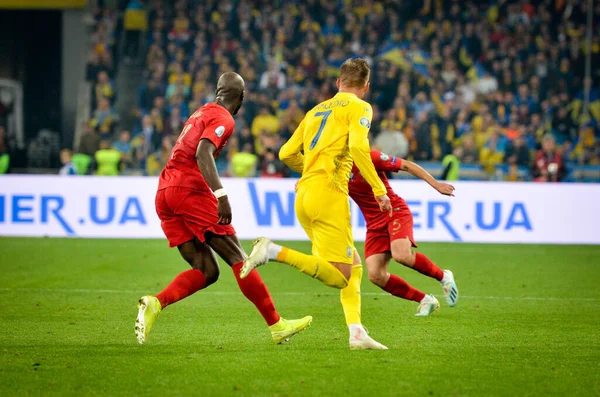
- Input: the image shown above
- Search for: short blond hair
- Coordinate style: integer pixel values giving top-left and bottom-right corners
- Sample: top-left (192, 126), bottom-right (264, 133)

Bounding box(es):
top-left (339, 58), bottom-right (370, 88)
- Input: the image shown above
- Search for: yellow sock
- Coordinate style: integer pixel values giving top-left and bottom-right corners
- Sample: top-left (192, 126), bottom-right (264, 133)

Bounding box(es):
top-left (340, 264), bottom-right (363, 326)
top-left (277, 247), bottom-right (348, 289)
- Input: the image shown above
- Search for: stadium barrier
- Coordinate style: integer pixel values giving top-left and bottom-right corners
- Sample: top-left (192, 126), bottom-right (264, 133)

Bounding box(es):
top-left (0, 175), bottom-right (598, 244)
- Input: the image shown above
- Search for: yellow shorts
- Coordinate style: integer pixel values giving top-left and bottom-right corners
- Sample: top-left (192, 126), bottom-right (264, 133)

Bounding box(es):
top-left (295, 182), bottom-right (355, 265)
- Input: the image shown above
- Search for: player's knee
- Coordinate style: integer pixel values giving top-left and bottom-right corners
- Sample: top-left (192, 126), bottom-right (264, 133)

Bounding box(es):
top-left (333, 263), bottom-right (352, 280)
top-left (352, 250), bottom-right (362, 266)
top-left (392, 246), bottom-right (413, 266)
top-left (201, 261), bottom-right (220, 286)
top-left (188, 257), bottom-right (220, 285)
top-left (391, 239), bottom-right (414, 265)
top-left (367, 267), bottom-right (387, 287)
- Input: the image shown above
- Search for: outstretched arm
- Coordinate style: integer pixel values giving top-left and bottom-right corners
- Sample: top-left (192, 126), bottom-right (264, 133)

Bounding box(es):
top-left (197, 139), bottom-right (232, 224)
top-left (401, 160), bottom-right (455, 196)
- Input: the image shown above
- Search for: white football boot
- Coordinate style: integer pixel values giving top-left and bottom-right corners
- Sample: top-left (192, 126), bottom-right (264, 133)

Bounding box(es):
top-left (349, 326), bottom-right (388, 350)
top-left (240, 237), bottom-right (273, 279)
top-left (415, 294), bottom-right (440, 317)
top-left (441, 270), bottom-right (459, 307)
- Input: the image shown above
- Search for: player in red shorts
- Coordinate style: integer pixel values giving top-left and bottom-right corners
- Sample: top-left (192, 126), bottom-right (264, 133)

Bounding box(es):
top-left (348, 150), bottom-right (459, 316)
top-left (135, 72), bottom-right (312, 344)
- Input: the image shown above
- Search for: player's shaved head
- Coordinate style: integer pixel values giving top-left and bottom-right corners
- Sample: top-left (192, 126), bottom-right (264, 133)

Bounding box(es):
top-left (339, 58), bottom-right (370, 89)
top-left (215, 72), bottom-right (245, 116)
top-left (216, 72), bottom-right (244, 100)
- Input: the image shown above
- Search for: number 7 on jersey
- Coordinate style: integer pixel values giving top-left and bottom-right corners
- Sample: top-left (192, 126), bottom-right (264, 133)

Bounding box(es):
top-left (309, 110), bottom-right (332, 150)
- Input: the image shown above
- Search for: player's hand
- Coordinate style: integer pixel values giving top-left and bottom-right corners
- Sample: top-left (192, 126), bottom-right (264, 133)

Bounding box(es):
top-left (375, 194), bottom-right (393, 217)
top-left (435, 182), bottom-right (456, 196)
top-left (217, 196), bottom-right (232, 225)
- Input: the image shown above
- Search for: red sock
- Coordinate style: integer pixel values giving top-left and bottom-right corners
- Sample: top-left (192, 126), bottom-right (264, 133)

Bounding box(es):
top-left (381, 274), bottom-right (426, 303)
top-left (156, 269), bottom-right (206, 309)
top-left (231, 262), bottom-right (280, 326)
top-left (413, 253), bottom-right (444, 281)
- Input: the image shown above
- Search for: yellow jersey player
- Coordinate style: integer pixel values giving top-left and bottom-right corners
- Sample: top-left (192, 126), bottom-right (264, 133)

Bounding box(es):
top-left (240, 58), bottom-right (392, 350)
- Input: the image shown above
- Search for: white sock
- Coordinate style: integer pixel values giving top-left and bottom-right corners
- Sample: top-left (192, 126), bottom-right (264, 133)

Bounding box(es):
top-left (267, 242), bottom-right (283, 260)
top-left (441, 270), bottom-right (449, 283)
top-left (349, 323), bottom-right (364, 337)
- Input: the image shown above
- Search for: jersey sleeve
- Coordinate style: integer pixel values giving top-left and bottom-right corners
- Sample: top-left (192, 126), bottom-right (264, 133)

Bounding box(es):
top-left (348, 103), bottom-right (386, 196)
top-left (279, 117), bottom-right (306, 173)
top-left (199, 114), bottom-right (234, 151)
top-left (370, 150), bottom-right (403, 172)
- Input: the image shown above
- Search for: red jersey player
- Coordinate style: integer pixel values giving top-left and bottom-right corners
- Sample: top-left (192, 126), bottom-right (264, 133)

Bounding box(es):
top-left (348, 150), bottom-right (459, 316)
top-left (135, 73), bottom-right (312, 344)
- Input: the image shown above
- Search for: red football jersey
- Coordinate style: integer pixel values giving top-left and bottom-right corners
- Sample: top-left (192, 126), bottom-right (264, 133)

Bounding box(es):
top-left (158, 103), bottom-right (234, 191)
top-left (348, 150), bottom-right (410, 229)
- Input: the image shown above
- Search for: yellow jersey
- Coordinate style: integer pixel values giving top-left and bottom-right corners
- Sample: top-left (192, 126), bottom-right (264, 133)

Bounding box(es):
top-left (279, 92), bottom-right (386, 196)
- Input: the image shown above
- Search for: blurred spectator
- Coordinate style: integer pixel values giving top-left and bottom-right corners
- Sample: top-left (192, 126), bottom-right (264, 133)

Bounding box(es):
top-left (168, 95), bottom-right (189, 119)
top-left (480, 128), bottom-right (508, 174)
top-left (532, 134), bottom-right (565, 182)
top-left (90, 97), bottom-right (118, 137)
top-left (95, 140), bottom-right (121, 176)
top-left (168, 63), bottom-right (191, 87)
top-left (441, 146), bottom-right (461, 181)
top-left (113, 130), bottom-right (132, 168)
top-left (86, 52), bottom-right (112, 82)
top-left (164, 106), bottom-right (185, 136)
top-left (169, 9), bottom-right (191, 43)
top-left (454, 110), bottom-right (471, 139)
top-left (138, 78), bottom-right (165, 114)
top-left (78, 121), bottom-right (101, 157)
top-left (134, 115), bottom-right (162, 152)
top-left (146, 136), bottom-right (174, 176)
top-left (94, 71), bottom-right (116, 107)
top-left (551, 107), bottom-right (577, 144)
top-left (375, 109), bottom-right (409, 158)
top-left (150, 96), bottom-right (167, 124)
top-left (411, 92), bottom-right (433, 121)
top-left (260, 148), bottom-right (285, 178)
top-left (413, 112), bottom-right (434, 161)
top-left (238, 127), bottom-right (255, 151)
top-left (476, 72), bottom-right (499, 95)
top-left (279, 100), bottom-right (304, 140)
top-left (230, 143), bottom-right (258, 177)
top-left (130, 134), bottom-right (148, 170)
top-left (461, 134), bottom-right (480, 165)
top-left (166, 76), bottom-right (190, 101)
top-left (251, 107), bottom-right (280, 150)
top-left (571, 125), bottom-right (599, 165)
top-left (59, 149), bottom-right (76, 176)
top-left (259, 63), bottom-right (286, 92)
top-left (504, 135), bottom-right (531, 168)
top-left (123, 0), bottom-right (148, 63)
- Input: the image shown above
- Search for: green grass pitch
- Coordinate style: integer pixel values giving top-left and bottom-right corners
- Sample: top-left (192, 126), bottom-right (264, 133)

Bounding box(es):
top-left (0, 238), bottom-right (599, 397)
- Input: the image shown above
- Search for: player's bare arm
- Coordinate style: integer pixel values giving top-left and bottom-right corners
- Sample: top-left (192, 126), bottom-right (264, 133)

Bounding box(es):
top-left (197, 139), bottom-right (232, 225)
top-left (400, 161), bottom-right (455, 196)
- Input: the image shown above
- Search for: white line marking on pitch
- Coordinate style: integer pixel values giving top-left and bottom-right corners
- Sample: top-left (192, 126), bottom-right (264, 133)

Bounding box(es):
top-left (0, 287), bottom-right (598, 301)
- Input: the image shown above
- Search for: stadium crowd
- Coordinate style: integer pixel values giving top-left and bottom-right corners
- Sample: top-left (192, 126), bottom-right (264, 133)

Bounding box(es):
top-left (71, 0), bottom-right (600, 182)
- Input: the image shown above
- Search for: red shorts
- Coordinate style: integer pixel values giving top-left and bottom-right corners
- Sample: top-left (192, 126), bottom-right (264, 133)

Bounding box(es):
top-left (364, 209), bottom-right (417, 259)
top-left (155, 187), bottom-right (235, 248)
